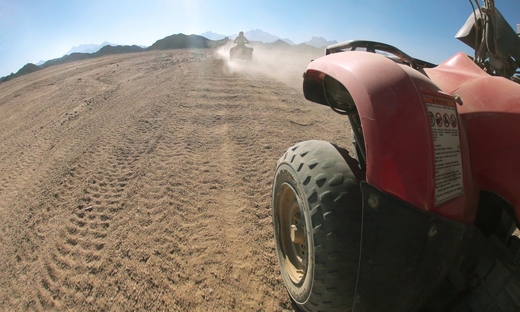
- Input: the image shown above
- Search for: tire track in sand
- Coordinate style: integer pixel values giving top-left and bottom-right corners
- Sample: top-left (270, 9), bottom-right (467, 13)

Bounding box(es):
top-left (0, 49), bottom-right (352, 311)
top-left (32, 51), bottom-right (210, 310)
top-left (33, 77), bottom-right (170, 310)
top-left (126, 57), bottom-right (292, 310)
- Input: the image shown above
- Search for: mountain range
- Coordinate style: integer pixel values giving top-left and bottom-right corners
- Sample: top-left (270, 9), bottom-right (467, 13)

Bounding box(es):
top-left (65, 41), bottom-right (117, 55)
top-left (201, 29), bottom-right (336, 48)
top-left (1, 29), bottom-right (332, 83)
top-left (66, 30), bottom-right (335, 55)
top-left (0, 34), bottom-right (229, 83)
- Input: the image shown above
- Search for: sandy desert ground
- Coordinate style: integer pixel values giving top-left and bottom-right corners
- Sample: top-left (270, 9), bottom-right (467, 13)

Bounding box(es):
top-left (0, 44), bottom-right (354, 311)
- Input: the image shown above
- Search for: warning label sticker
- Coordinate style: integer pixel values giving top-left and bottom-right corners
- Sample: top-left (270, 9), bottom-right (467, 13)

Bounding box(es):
top-left (425, 96), bottom-right (464, 205)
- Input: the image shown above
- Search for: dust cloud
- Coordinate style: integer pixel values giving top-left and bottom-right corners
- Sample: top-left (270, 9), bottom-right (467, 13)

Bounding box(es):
top-left (215, 41), bottom-right (324, 90)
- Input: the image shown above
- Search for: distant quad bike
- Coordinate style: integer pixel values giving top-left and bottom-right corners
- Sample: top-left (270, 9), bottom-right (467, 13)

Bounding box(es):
top-left (230, 45), bottom-right (253, 61)
top-left (271, 1), bottom-right (520, 311)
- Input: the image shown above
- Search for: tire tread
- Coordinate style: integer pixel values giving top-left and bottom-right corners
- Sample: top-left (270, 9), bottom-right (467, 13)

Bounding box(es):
top-left (274, 140), bottom-right (362, 312)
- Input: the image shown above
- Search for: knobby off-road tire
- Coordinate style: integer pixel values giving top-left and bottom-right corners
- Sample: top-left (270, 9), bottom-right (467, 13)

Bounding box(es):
top-left (272, 140), bottom-right (362, 312)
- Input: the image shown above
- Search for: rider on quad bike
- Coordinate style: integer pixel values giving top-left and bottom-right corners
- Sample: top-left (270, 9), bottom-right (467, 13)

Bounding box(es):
top-left (234, 31), bottom-right (250, 47)
top-left (230, 31), bottom-right (254, 61)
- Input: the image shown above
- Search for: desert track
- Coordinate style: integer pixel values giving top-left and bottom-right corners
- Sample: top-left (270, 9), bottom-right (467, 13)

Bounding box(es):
top-left (0, 48), bottom-right (351, 311)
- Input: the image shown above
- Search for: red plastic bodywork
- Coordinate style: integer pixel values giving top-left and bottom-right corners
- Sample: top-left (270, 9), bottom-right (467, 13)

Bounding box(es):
top-left (426, 53), bottom-right (520, 222)
top-left (303, 51), bottom-right (519, 224)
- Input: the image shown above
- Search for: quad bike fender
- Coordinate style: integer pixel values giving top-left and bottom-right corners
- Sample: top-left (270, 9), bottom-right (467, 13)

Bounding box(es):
top-left (303, 51), bottom-right (478, 223)
top-left (426, 53), bottom-right (520, 222)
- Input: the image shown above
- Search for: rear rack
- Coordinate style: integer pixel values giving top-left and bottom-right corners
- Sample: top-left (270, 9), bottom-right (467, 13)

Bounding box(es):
top-left (326, 40), bottom-right (436, 70)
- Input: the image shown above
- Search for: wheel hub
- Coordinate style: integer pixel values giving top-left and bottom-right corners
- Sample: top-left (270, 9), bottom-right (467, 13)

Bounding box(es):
top-left (290, 224), bottom-right (305, 244)
top-left (276, 182), bottom-right (308, 285)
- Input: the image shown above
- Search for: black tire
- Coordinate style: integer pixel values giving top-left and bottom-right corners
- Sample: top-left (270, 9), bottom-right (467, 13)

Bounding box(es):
top-left (272, 140), bottom-right (362, 312)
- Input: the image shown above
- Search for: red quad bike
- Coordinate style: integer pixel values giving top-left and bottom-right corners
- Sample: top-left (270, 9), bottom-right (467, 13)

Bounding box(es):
top-left (271, 1), bottom-right (520, 311)
top-left (229, 44), bottom-right (254, 61)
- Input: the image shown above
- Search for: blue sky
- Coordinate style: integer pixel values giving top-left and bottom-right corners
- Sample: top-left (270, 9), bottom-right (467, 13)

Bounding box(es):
top-left (1, 0), bottom-right (519, 77)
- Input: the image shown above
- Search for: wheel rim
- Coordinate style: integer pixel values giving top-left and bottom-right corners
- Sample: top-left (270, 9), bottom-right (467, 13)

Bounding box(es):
top-left (276, 182), bottom-right (308, 285)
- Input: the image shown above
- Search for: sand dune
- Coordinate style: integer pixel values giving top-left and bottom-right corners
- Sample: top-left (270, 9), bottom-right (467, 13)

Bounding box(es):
top-left (0, 47), bottom-right (352, 311)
